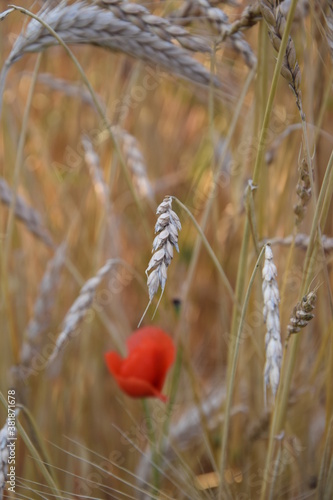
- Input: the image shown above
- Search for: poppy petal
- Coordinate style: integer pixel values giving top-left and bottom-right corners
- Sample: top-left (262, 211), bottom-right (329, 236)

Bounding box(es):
top-left (105, 326), bottom-right (175, 402)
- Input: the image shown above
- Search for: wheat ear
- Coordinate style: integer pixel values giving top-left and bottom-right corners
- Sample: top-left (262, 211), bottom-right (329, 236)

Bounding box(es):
top-left (286, 291), bottom-right (317, 343)
top-left (0, 178), bottom-right (53, 247)
top-left (262, 245), bottom-right (282, 401)
top-left (260, 0), bottom-right (302, 112)
top-left (169, 0), bottom-right (256, 68)
top-left (20, 243), bottom-right (67, 367)
top-left (5, 2), bottom-right (219, 88)
top-left (47, 259), bottom-right (116, 365)
top-left (138, 196), bottom-right (181, 325)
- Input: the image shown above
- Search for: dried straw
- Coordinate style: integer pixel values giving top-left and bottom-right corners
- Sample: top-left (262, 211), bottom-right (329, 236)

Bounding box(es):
top-left (0, 178), bottom-right (53, 248)
top-left (262, 245), bottom-right (282, 399)
top-left (5, 1), bottom-right (219, 88)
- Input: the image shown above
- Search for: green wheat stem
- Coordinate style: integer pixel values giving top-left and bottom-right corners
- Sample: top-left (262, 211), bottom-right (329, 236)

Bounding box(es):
top-left (218, 245), bottom-right (266, 498)
top-left (260, 147), bottom-right (333, 500)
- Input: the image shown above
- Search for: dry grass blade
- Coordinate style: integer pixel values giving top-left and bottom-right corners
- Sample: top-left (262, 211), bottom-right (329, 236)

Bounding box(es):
top-left (20, 243), bottom-right (67, 367)
top-left (111, 126), bottom-right (155, 202)
top-left (6, 2), bottom-right (219, 88)
top-left (0, 178), bottom-right (53, 248)
top-left (47, 259), bottom-right (115, 365)
top-left (262, 245), bottom-right (282, 400)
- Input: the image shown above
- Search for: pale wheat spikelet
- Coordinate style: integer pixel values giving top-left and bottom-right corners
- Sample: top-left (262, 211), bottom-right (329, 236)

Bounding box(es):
top-left (260, 0), bottom-right (302, 113)
top-left (111, 126), bottom-right (154, 201)
top-left (96, 0), bottom-right (210, 53)
top-left (146, 196), bottom-right (181, 301)
top-left (20, 243), bottom-right (67, 367)
top-left (81, 135), bottom-right (110, 205)
top-left (169, 0), bottom-right (256, 68)
top-left (294, 156), bottom-right (313, 225)
top-left (0, 178), bottom-right (53, 247)
top-left (47, 259), bottom-right (115, 365)
top-left (138, 196), bottom-right (181, 325)
top-left (4, 2), bottom-right (219, 88)
top-left (286, 291), bottom-right (317, 342)
top-left (262, 244), bottom-right (282, 399)
top-left (221, 2), bottom-right (262, 38)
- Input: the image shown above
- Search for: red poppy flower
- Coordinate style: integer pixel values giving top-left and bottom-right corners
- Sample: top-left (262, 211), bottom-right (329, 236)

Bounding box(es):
top-left (105, 326), bottom-right (176, 402)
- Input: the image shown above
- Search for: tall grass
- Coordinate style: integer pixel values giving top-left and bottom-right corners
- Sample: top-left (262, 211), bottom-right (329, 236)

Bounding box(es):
top-left (0, 0), bottom-right (332, 499)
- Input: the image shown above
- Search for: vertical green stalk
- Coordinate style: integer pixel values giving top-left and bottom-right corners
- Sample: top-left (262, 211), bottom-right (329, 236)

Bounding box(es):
top-left (260, 148), bottom-right (333, 499)
top-left (218, 245), bottom-right (266, 499)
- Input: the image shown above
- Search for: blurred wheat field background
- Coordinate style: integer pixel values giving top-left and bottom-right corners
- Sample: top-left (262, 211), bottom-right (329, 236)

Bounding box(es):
top-left (0, 0), bottom-right (333, 498)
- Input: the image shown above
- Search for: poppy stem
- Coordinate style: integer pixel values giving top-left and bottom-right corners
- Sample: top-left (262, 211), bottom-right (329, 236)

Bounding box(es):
top-left (141, 398), bottom-right (161, 495)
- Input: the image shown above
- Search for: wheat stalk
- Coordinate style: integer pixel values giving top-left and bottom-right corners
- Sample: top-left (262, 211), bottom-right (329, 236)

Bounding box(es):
top-left (5, 1), bottom-right (219, 88)
top-left (0, 178), bottom-right (53, 248)
top-left (326, 0), bottom-right (333, 61)
top-left (20, 243), bottom-right (67, 368)
top-left (262, 245), bottom-right (282, 400)
top-left (47, 259), bottom-right (116, 365)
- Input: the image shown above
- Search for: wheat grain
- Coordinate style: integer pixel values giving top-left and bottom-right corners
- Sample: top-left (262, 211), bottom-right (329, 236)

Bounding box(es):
top-left (0, 177), bottom-right (53, 248)
top-left (47, 259), bottom-right (116, 365)
top-left (6, 1), bottom-right (219, 88)
top-left (262, 244), bottom-right (282, 399)
top-left (20, 243), bottom-right (67, 368)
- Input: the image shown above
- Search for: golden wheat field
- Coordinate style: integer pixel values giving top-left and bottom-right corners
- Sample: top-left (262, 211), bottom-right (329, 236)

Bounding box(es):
top-left (0, 0), bottom-right (333, 498)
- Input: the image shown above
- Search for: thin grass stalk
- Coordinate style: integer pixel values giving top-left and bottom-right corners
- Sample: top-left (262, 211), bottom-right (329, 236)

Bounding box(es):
top-left (218, 245), bottom-right (266, 497)
top-left (9, 4), bottom-right (151, 241)
top-left (141, 399), bottom-right (160, 495)
top-left (172, 66), bottom-right (255, 353)
top-left (172, 197), bottom-right (238, 307)
top-left (1, 55), bottom-right (41, 367)
top-left (0, 392), bottom-right (63, 499)
top-left (317, 415), bottom-right (333, 498)
top-left (267, 434), bottom-right (284, 500)
top-left (260, 148), bottom-right (333, 500)
top-left (256, 21), bottom-right (269, 237)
